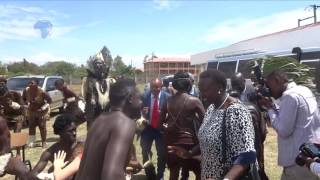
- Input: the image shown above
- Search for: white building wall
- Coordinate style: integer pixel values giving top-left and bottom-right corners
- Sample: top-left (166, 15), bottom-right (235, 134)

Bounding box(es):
top-left (191, 23), bottom-right (320, 65)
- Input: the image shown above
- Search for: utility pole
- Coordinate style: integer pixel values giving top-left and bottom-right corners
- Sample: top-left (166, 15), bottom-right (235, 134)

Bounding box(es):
top-left (298, 4), bottom-right (320, 27)
top-left (312, 4), bottom-right (320, 23)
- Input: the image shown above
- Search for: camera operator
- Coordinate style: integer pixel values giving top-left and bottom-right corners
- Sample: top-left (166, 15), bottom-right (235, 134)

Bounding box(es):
top-left (259, 70), bottom-right (320, 180)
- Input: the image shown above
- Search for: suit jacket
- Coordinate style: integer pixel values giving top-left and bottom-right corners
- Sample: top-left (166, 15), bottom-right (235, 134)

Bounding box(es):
top-left (142, 90), bottom-right (169, 122)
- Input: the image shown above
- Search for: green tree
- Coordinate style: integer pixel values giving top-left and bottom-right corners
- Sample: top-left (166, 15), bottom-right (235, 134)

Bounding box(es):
top-left (111, 55), bottom-right (134, 78)
top-left (56, 62), bottom-right (76, 76)
top-left (72, 64), bottom-right (87, 78)
top-left (100, 46), bottom-right (113, 65)
top-left (41, 61), bottom-right (76, 76)
top-left (259, 56), bottom-right (314, 90)
top-left (0, 61), bottom-right (7, 75)
top-left (7, 59), bottom-right (40, 75)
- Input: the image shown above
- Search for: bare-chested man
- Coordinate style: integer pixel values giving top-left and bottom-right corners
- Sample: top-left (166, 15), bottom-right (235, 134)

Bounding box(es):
top-left (76, 79), bottom-right (142, 180)
top-left (31, 113), bottom-right (83, 178)
top-left (55, 79), bottom-right (86, 126)
top-left (0, 78), bottom-right (25, 132)
top-left (22, 78), bottom-right (52, 148)
top-left (0, 116), bottom-right (38, 180)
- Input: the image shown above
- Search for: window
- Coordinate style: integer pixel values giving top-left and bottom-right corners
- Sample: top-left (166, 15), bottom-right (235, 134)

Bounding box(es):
top-left (237, 60), bottom-right (254, 78)
top-left (169, 70), bottom-right (176, 74)
top-left (207, 61), bottom-right (218, 70)
top-left (160, 70), bottom-right (168, 74)
top-left (301, 60), bottom-right (320, 69)
top-left (160, 63), bottom-right (168, 68)
top-left (217, 61), bottom-right (237, 78)
top-left (301, 51), bottom-right (320, 61)
top-left (46, 78), bottom-right (60, 91)
top-left (301, 60), bottom-right (320, 76)
top-left (169, 63), bottom-right (176, 68)
top-left (7, 77), bottom-right (44, 91)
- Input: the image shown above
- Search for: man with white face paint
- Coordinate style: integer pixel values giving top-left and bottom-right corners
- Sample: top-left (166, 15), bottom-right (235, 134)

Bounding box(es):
top-left (81, 46), bottom-right (115, 129)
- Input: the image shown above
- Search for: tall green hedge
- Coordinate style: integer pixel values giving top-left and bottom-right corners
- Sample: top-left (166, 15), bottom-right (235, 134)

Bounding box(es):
top-left (258, 56), bottom-right (314, 87)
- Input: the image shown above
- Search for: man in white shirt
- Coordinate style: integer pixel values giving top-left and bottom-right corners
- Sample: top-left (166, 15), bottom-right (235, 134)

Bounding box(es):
top-left (259, 70), bottom-right (320, 180)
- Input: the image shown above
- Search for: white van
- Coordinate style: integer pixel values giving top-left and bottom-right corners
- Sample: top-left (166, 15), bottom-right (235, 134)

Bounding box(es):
top-left (207, 47), bottom-right (320, 90)
top-left (207, 47), bottom-right (320, 78)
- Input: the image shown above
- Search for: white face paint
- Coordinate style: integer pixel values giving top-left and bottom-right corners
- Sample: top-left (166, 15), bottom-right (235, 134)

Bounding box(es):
top-left (86, 47), bottom-right (112, 78)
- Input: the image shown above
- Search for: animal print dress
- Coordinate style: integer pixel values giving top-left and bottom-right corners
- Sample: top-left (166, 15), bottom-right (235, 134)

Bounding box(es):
top-left (198, 101), bottom-right (255, 180)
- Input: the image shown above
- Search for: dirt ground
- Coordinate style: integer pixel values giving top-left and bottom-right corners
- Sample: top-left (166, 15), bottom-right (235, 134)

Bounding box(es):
top-left (3, 84), bottom-right (282, 179)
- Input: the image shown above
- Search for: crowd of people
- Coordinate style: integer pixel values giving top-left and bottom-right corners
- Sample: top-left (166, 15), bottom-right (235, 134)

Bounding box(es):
top-left (0, 67), bottom-right (320, 180)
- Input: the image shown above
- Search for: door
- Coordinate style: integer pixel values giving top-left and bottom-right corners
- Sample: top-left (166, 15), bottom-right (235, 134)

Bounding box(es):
top-left (217, 61), bottom-right (237, 91)
top-left (45, 78), bottom-right (64, 110)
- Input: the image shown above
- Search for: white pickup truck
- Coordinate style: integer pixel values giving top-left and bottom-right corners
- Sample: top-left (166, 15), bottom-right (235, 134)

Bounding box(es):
top-left (7, 75), bottom-right (64, 111)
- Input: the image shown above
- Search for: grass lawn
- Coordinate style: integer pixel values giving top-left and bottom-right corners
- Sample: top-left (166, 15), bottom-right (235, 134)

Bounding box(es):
top-left (3, 84), bottom-right (282, 180)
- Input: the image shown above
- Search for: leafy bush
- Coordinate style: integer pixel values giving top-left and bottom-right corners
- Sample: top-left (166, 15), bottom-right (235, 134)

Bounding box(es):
top-left (259, 56), bottom-right (314, 88)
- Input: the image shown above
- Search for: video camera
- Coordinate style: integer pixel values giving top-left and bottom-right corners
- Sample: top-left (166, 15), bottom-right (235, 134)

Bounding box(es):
top-left (296, 143), bottom-right (320, 166)
top-left (247, 61), bottom-right (271, 102)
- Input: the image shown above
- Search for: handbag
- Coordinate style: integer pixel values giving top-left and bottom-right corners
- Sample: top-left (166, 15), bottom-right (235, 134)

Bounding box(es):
top-left (221, 107), bottom-right (261, 180)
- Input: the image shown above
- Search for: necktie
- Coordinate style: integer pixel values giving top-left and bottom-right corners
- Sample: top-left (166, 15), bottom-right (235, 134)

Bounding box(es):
top-left (151, 96), bottom-right (159, 129)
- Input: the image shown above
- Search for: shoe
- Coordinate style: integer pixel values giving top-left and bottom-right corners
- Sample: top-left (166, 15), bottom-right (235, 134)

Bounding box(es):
top-left (42, 142), bottom-right (47, 149)
top-left (28, 142), bottom-right (35, 148)
top-left (28, 135), bottom-right (36, 148)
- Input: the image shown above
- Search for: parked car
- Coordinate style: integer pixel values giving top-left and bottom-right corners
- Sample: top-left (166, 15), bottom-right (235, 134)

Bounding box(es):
top-left (7, 75), bottom-right (64, 111)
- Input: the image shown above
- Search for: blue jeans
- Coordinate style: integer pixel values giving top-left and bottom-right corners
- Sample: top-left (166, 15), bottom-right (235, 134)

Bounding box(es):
top-left (140, 125), bottom-right (166, 180)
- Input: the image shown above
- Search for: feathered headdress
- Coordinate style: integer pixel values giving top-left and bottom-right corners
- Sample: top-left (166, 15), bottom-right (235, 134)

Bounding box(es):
top-left (87, 46), bottom-right (113, 76)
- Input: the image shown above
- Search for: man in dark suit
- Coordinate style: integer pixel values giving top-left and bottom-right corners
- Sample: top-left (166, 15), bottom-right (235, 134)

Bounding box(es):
top-left (141, 78), bottom-right (169, 180)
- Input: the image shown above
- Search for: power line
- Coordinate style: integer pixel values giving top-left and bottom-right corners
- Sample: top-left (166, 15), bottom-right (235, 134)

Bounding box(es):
top-left (298, 4), bottom-right (320, 27)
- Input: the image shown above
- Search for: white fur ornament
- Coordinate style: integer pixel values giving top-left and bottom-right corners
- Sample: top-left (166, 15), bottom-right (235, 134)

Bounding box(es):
top-left (10, 101), bottom-right (21, 110)
top-left (78, 99), bottom-right (85, 113)
top-left (136, 117), bottom-right (148, 132)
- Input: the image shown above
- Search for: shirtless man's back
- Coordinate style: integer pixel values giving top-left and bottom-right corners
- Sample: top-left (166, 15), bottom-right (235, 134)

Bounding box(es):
top-left (77, 112), bottom-right (135, 180)
top-left (76, 79), bottom-right (142, 180)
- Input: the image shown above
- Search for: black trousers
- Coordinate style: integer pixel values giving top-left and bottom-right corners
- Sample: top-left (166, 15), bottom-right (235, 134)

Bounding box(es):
top-left (140, 126), bottom-right (166, 180)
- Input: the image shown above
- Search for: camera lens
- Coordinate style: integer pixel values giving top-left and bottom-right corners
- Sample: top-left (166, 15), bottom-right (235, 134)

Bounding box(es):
top-left (295, 155), bottom-right (306, 166)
